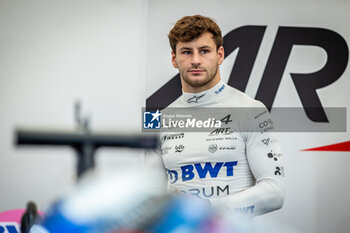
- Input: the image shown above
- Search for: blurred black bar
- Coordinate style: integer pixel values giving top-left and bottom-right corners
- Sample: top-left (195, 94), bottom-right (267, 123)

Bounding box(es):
top-left (16, 128), bottom-right (158, 178)
top-left (16, 130), bottom-right (158, 149)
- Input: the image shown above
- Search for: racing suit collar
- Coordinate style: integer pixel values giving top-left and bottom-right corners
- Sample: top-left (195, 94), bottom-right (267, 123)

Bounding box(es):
top-left (182, 80), bottom-right (226, 104)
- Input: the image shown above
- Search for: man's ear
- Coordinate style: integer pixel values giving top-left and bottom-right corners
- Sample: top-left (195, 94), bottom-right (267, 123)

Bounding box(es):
top-left (171, 50), bottom-right (178, 68)
top-left (218, 46), bottom-right (224, 65)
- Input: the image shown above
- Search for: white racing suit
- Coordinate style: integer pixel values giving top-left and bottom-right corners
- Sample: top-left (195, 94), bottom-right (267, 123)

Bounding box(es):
top-left (145, 80), bottom-right (285, 216)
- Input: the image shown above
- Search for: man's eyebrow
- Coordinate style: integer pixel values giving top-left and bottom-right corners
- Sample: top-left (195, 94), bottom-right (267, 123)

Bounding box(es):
top-left (198, 45), bottom-right (212, 49)
top-left (179, 47), bottom-right (193, 51)
top-left (179, 45), bottom-right (212, 51)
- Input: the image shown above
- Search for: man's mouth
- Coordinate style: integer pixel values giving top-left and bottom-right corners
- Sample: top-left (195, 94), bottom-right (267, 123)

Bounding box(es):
top-left (189, 69), bottom-right (205, 74)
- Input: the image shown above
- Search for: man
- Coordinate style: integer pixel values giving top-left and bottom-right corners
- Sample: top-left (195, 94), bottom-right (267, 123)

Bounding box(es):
top-left (146, 15), bottom-right (285, 216)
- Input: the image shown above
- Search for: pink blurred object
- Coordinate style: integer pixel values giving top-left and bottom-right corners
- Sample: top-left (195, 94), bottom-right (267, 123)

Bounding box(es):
top-left (0, 209), bottom-right (44, 224)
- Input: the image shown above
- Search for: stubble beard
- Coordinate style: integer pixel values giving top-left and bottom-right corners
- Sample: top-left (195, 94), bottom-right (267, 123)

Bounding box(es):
top-left (181, 65), bottom-right (219, 88)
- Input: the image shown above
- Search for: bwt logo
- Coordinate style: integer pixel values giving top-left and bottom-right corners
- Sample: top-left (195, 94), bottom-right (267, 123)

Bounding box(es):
top-left (235, 205), bottom-right (255, 215)
top-left (167, 161), bottom-right (238, 184)
top-left (215, 84), bottom-right (225, 94)
top-left (0, 223), bottom-right (20, 233)
top-left (147, 26), bottom-right (348, 123)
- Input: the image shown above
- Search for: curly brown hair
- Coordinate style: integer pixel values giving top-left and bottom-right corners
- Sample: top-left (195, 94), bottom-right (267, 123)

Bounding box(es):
top-left (168, 15), bottom-right (223, 54)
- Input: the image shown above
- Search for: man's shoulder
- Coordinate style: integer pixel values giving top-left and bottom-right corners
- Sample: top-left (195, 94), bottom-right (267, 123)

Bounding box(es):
top-left (223, 84), bottom-right (265, 108)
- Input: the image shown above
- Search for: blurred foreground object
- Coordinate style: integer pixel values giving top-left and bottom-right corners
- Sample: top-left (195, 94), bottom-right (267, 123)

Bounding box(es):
top-left (28, 167), bottom-right (170, 233)
top-left (27, 166), bottom-right (275, 233)
top-left (20, 202), bottom-right (42, 233)
top-left (16, 129), bottom-right (157, 178)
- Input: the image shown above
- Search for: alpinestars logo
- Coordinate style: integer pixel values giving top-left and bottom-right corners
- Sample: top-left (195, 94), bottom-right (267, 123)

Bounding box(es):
top-left (187, 94), bottom-right (205, 103)
top-left (262, 138), bottom-right (270, 146)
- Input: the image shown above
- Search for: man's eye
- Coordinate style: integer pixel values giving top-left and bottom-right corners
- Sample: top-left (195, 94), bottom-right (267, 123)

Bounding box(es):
top-left (201, 49), bottom-right (209, 54)
top-left (182, 51), bottom-right (191, 54)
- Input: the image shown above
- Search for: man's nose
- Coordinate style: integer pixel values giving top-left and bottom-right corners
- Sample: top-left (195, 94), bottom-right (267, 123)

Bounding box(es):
top-left (191, 51), bottom-right (201, 65)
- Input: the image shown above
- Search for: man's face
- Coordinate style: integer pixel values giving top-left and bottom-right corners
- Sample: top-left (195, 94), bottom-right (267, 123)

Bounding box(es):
top-left (171, 32), bottom-right (224, 93)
